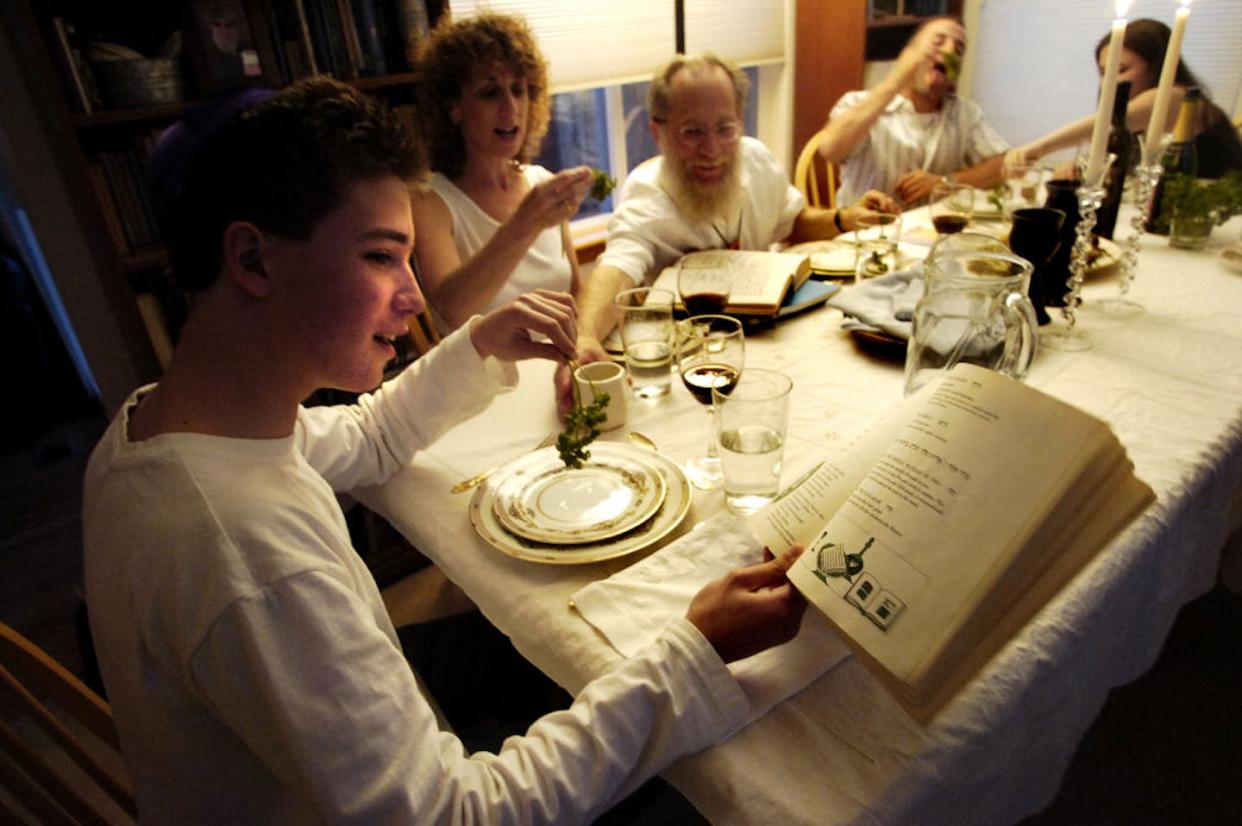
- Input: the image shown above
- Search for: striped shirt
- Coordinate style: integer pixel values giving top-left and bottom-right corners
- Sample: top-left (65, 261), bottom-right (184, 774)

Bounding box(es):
top-left (831, 91), bottom-right (1008, 206)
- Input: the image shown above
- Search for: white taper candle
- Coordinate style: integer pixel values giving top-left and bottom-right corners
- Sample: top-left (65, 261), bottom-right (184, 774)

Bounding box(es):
top-left (1086, 3), bottom-right (1131, 184)
top-left (1143, 2), bottom-right (1192, 161)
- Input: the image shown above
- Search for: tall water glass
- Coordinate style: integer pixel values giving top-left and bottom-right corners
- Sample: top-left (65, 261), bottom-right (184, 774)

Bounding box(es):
top-left (615, 287), bottom-right (674, 399)
top-left (714, 369), bottom-right (793, 514)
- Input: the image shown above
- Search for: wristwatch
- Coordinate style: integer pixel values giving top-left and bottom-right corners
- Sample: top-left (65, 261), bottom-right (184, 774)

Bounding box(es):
top-left (833, 209), bottom-right (846, 232)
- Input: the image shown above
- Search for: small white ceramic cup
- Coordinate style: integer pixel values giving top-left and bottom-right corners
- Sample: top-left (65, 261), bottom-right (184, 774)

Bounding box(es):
top-left (573, 361), bottom-right (628, 431)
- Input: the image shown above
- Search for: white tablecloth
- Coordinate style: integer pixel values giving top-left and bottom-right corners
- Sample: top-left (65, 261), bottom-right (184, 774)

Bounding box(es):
top-left (357, 210), bottom-right (1242, 825)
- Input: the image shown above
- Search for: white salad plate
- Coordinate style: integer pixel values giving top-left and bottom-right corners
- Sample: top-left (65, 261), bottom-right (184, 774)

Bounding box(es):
top-left (490, 445), bottom-right (666, 544)
top-left (470, 442), bottom-right (691, 565)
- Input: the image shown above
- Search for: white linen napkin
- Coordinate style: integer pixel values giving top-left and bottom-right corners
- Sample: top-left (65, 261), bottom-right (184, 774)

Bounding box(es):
top-left (827, 263), bottom-right (925, 340)
top-left (571, 512), bottom-right (850, 718)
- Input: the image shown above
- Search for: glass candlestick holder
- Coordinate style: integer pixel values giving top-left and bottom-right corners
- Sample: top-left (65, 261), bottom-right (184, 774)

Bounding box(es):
top-left (1043, 159), bottom-right (1111, 353)
top-left (1098, 137), bottom-right (1170, 317)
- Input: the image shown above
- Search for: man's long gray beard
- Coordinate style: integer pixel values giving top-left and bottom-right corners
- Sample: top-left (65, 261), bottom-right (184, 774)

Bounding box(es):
top-left (658, 156), bottom-right (744, 231)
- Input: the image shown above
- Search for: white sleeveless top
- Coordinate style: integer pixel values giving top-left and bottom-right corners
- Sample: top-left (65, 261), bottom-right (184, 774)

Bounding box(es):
top-left (425, 165), bottom-right (572, 330)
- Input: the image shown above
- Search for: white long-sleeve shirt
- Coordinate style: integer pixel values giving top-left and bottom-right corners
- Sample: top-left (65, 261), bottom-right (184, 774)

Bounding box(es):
top-left (598, 137), bottom-right (805, 284)
top-left (831, 90), bottom-right (1009, 205)
top-left (83, 326), bottom-right (749, 824)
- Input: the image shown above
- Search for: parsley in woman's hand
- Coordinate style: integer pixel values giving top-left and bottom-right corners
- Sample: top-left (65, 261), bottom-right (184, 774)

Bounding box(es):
top-left (590, 169), bottom-right (617, 202)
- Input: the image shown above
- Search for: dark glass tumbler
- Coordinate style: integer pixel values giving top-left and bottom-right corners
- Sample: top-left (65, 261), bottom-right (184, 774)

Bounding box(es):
top-left (1009, 208), bottom-right (1066, 326)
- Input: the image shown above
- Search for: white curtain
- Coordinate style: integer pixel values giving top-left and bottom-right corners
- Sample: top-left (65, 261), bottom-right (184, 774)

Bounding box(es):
top-left (451, 0), bottom-right (787, 92)
top-left (450, 0), bottom-right (675, 91)
top-left (970, 0), bottom-right (1242, 157)
top-left (685, 0), bottom-right (785, 67)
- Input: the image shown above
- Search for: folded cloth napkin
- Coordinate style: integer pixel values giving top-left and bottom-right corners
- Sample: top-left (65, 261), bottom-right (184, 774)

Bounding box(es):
top-left (826, 263), bottom-right (925, 340)
top-left (572, 512), bottom-right (850, 719)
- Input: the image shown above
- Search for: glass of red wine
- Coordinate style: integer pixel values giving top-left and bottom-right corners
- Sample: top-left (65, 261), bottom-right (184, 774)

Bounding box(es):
top-left (677, 252), bottom-right (734, 316)
top-left (930, 182), bottom-right (974, 236)
top-left (676, 315), bottom-right (745, 489)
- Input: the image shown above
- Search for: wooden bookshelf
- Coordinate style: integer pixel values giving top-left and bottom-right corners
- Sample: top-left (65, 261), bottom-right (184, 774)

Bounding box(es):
top-left (865, 2), bottom-right (963, 61)
top-left (27, 0), bottom-right (446, 369)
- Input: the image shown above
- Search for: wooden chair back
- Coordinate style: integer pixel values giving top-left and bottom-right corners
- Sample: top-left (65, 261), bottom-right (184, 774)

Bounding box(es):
top-left (406, 308), bottom-right (441, 359)
top-left (0, 623), bottom-right (136, 824)
top-left (793, 130), bottom-right (839, 210)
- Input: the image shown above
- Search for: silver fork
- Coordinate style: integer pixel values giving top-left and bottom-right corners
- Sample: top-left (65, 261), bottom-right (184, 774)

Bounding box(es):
top-left (450, 433), bottom-right (557, 494)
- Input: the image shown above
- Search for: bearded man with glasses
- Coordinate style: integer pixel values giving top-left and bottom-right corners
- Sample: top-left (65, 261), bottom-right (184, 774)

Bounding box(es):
top-left (557, 53), bottom-right (897, 411)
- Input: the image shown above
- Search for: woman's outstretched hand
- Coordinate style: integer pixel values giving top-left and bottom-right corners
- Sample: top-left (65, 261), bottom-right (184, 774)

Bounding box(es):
top-left (511, 166), bottom-right (594, 236)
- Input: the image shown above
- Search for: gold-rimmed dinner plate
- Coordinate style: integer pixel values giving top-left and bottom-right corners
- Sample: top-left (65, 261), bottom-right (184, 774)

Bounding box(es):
top-left (470, 443), bottom-right (691, 565)
top-left (491, 447), bottom-right (666, 545)
top-left (1086, 237), bottom-right (1122, 277)
top-left (785, 239), bottom-right (857, 276)
top-left (849, 327), bottom-right (907, 357)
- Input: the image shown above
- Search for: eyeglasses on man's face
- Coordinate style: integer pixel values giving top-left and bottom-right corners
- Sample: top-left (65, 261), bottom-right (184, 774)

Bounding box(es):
top-left (656, 119), bottom-right (743, 146)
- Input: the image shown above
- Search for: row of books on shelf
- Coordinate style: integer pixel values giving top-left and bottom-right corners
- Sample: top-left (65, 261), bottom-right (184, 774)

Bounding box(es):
top-left (47, 0), bottom-right (438, 116)
top-left (266, 0), bottom-right (435, 85)
top-left (88, 135), bottom-right (162, 257)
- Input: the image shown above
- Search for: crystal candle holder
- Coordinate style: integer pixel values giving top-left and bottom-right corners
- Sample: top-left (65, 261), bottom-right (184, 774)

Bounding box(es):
top-left (1098, 137), bottom-right (1170, 317)
top-left (1043, 184), bottom-right (1105, 352)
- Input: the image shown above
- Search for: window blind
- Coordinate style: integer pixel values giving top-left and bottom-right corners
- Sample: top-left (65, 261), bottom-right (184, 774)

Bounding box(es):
top-left (450, 0), bottom-right (677, 92)
top-left (685, 0), bottom-right (785, 67)
top-left (451, 1), bottom-right (787, 92)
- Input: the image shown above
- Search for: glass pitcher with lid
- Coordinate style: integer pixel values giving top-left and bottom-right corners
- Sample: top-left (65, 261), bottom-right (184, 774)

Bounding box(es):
top-left (903, 251), bottom-right (1038, 396)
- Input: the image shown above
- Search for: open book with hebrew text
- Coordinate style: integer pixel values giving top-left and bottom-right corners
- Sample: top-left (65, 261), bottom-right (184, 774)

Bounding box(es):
top-left (748, 364), bottom-right (1154, 722)
top-left (651, 249), bottom-right (813, 316)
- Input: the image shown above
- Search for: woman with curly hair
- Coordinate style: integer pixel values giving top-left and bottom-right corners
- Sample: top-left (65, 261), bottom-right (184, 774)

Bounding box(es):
top-left (412, 13), bottom-right (593, 332)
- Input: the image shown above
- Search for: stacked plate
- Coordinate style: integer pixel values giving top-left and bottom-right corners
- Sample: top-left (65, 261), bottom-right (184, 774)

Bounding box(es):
top-left (785, 239), bottom-right (858, 277)
top-left (469, 442), bottom-right (691, 564)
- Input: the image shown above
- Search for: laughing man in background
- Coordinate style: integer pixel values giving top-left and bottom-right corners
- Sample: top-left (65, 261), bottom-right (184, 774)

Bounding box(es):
top-left (816, 17), bottom-right (1009, 207)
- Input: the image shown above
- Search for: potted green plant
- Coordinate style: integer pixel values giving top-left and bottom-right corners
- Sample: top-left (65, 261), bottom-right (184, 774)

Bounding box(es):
top-left (1159, 170), bottom-right (1242, 249)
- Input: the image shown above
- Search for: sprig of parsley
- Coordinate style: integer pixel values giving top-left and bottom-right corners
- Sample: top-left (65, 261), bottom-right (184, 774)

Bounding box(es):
top-left (987, 184), bottom-right (1006, 213)
top-left (590, 169), bottom-right (617, 202)
top-left (557, 362), bottom-right (609, 468)
top-left (942, 50), bottom-right (961, 83)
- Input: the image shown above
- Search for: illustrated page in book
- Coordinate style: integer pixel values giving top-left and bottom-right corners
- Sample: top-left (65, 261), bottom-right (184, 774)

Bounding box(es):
top-left (748, 364), bottom-right (1148, 698)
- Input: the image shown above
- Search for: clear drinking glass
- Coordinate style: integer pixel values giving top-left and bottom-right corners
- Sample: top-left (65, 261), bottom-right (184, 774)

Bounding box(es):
top-left (714, 368), bottom-right (793, 513)
top-left (930, 182), bottom-right (975, 236)
top-left (614, 287), bottom-right (674, 399)
top-left (853, 211), bottom-right (903, 282)
top-left (1006, 162), bottom-right (1053, 216)
top-left (677, 252), bottom-right (734, 315)
top-left (676, 315), bottom-right (745, 489)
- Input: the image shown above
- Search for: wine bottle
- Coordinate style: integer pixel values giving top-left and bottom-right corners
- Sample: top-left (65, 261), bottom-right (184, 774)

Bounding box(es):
top-left (1145, 87), bottom-right (1202, 234)
top-left (1094, 81), bottom-right (1132, 240)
